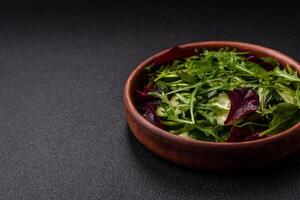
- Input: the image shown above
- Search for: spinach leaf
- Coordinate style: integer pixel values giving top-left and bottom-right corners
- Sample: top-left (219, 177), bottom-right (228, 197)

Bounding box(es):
top-left (260, 103), bottom-right (299, 136)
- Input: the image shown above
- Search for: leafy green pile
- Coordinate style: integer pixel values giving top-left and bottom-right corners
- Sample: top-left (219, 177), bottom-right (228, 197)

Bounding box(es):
top-left (137, 48), bottom-right (300, 142)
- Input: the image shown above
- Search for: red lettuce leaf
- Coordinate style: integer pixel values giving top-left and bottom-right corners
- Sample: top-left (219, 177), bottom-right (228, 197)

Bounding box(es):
top-left (135, 84), bottom-right (162, 128)
top-left (144, 102), bottom-right (163, 128)
top-left (135, 83), bottom-right (155, 100)
top-left (153, 46), bottom-right (196, 66)
top-left (224, 88), bottom-right (259, 125)
top-left (227, 126), bottom-right (266, 142)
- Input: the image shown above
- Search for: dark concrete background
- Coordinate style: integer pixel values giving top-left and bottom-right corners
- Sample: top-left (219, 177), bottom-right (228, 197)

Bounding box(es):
top-left (0, 1), bottom-right (300, 199)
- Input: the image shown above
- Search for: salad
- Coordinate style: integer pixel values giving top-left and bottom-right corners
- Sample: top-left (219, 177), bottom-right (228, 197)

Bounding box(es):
top-left (135, 47), bottom-right (300, 142)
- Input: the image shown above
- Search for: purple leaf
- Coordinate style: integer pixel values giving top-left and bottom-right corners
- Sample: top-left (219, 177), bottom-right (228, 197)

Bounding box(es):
top-left (227, 126), bottom-right (266, 142)
top-left (227, 126), bottom-right (255, 142)
top-left (153, 46), bottom-right (196, 66)
top-left (136, 90), bottom-right (148, 99)
top-left (135, 83), bottom-right (162, 128)
top-left (135, 83), bottom-right (155, 100)
top-left (243, 132), bottom-right (266, 141)
top-left (144, 102), bottom-right (163, 128)
top-left (224, 88), bottom-right (259, 125)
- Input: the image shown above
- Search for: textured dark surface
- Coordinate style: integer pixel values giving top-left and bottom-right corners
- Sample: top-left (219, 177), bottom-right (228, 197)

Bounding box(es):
top-left (0, 2), bottom-right (300, 199)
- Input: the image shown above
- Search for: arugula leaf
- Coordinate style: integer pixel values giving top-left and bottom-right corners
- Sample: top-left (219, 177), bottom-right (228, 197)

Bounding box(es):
top-left (260, 57), bottom-right (280, 68)
top-left (190, 86), bottom-right (199, 124)
top-left (272, 66), bottom-right (300, 82)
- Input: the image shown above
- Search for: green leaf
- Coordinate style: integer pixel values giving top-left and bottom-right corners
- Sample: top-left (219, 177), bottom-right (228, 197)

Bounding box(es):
top-left (260, 103), bottom-right (299, 136)
top-left (155, 80), bottom-right (168, 92)
top-left (177, 72), bottom-right (196, 84)
top-left (186, 58), bottom-right (213, 75)
top-left (173, 123), bottom-right (196, 134)
top-left (244, 61), bottom-right (268, 78)
top-left (209, 92), bottom-right (231, 110)
top-left (143, 48), bottom-right (300, 142)
top-left (195, 120), bottom-right (221, 141)
top-left (270, 103), bottom-right (298, 127)
top-left (208, 92), bottom-right (230, 125)
top-left (296, 85), bottom-right (300, 107)
top-left (235, 121), bottom-right (268, 128)
top-left (272, 66), bottom-right (300, 82)
top-left (197, 110), bottom-right (216, 125)
top-left (190, 86), bottom-right (199, 124)
top-left (260, 57), bottom-right (280, 67)
top-left (275, 83), bottom-right (296, 104)
top-left (257, 87), bottom-right (269, 113)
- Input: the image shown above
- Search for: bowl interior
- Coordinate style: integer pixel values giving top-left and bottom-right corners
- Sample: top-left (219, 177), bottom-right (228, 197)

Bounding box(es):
top-left (126, 41), bottom-right (300, 145)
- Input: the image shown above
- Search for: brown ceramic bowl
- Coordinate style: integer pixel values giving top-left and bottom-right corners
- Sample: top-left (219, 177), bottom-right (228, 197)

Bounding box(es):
top-left (124, 41), bottom-right (300, 170)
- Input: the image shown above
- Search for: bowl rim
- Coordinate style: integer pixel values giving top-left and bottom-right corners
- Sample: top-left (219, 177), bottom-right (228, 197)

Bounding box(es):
top-left (124, 41), bottom-right (300, 148)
